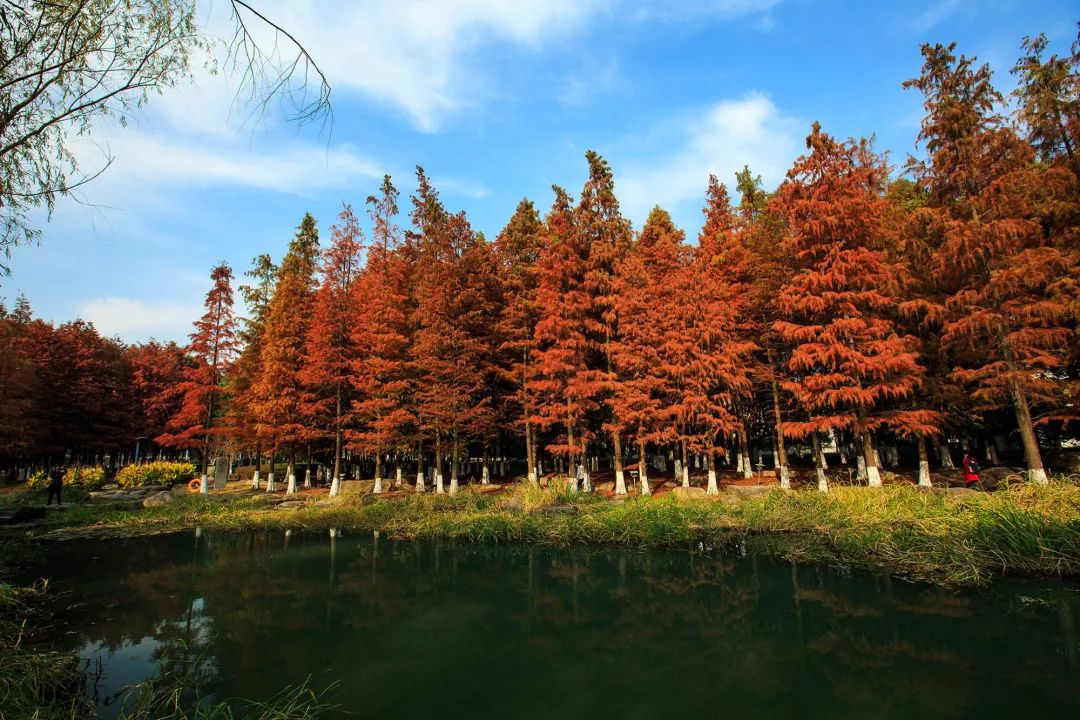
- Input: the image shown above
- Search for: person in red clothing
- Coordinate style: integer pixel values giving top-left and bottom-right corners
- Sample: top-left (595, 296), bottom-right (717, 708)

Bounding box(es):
top-left (961, 454), bottom-right (981, 489)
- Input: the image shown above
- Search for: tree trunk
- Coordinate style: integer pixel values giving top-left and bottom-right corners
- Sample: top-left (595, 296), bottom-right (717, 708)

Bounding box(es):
top-left (917, 436), bottom-right (931, 487)
top-left (862, 432), bottom-right (881, 487)
top-left (266, 452), bottom-right (276, 492)
top-left (639, 440), bottom-right (650, 496)
top-left (932, 436), bottom-right (954, 468)
top-left (449, 430), bottom-right (459, 495)
top-left (769, 366), bottom-right (791, 489)
top-left (812, 433), bottom-right (828, 492)
top-left (739, 425), bottom-right (753, 480)
top-left (252, 444), bottom-right (262, 491)
top-left (566, 417), bottom-right (577, 491)
top-left (435, 435), bottom-right (444, 494)
top-left (374, 453), bottom-right (384, 494)
top-left (1011, 384), bottom-right (1049, 484)
top-left (706, 452), bottom-right (718, 495)
top-left (525, 421), bottom-right (537, 483)
top-left (416, 438), bottom-right (425, 492)
top-left (613, 431), bottom-right (626, 495)
top-left (286, 450), bottom-right (297, 496)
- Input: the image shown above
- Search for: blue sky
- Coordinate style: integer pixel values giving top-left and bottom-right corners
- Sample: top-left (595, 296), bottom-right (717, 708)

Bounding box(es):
top-left (4, 0), bottom-right (1076, 342)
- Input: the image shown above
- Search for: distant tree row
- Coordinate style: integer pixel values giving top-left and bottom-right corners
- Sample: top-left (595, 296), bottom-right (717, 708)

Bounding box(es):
top-left (2, 34), bottom-right (1077, 493)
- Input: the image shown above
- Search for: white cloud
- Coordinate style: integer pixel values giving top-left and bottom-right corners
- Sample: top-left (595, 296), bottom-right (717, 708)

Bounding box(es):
top-left (616, 93), bottom-right (802, 226)
top-left (241, 0), bottom-right (604, 132)
top-left (79, 297), bottom-right (203, 342)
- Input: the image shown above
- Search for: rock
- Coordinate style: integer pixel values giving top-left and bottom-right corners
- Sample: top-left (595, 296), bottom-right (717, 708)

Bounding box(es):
top-left (142, 492), bottom-right (174, 508)
top-left (361, 494), bottom-right (383, 506)
top-left (276, 500), bottom-right (305, 510)
top-left (530, 504), bottom-right (580, 516)
top-left (102, 483), bottom-right (119, 490)
top-left (723, 485), bottom-right (772, 497)
top-left (671, 486), bottom-right (707, 500)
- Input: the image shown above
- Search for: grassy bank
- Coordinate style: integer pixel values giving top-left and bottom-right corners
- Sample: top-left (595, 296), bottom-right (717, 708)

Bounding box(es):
top-left (16, 479), bottom-right (1080, 586)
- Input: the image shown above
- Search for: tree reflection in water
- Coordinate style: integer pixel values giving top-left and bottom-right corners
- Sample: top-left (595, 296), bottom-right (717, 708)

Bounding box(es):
top-left (35, 530), bottom-right (1080, 720)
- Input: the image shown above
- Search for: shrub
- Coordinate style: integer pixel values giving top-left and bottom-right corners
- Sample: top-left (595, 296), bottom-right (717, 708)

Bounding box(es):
top-left (25, 471), bottom-right (49, 490)
top-left (115, 461), bottom-right (197, 488)
top-left (62, 466), bottom-right (107, 491)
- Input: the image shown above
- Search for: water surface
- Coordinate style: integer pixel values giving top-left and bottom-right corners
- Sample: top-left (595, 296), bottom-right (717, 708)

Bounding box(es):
top-left (33, 530), bottom-right (1080, 718)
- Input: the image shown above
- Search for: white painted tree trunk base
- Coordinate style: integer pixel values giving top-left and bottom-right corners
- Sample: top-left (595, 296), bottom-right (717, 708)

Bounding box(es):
top-left (286, 473), bottom-right (297, 496)
top-left (396, 467), bottom-right (403, 488)
top-left (449, 477), bottom-right (458, 495)
top-left (1029, 467), bottom-right (1049, 485)
top-left (918, 460), bottom-right (931, 487)
top-left (200, 474), bottom-right (209, 494)
top-left (817, 469), bottom-right (829, 493)
top-left (330, 476), bottom-right (340, 497)
top-left (482, 466), bottom-right (490, 485)
top-left (614, 470), bottom-right (626, 495)
top-left (374, 476), bottom-right (383, 494)
top-left (416, 471), bottom-right (425, 493)
top-left (681, 466), bottom-right (690, 488)
top-left (779, 465), bottom-right (791, 490)
top-left (640, 472), bottom-right (650, 497)
top-left (743, 453), bottom-right (753, 480)
top-left (252, 470), bottom-right (260, 491)
top-left (304, 468), bottom-right (311, 488)
top-left (707, 470), bottom-right (718, 495)
top-left (266, 472), bottom-right (275, 492)
top-left (436, 474), bottom-right (444, 494)
top-left (527, 470), bottom-right (537, 485)
top-left (856, 455), bottom-right (867, 483)
top-left (867, 466), bottom-right (882, 487)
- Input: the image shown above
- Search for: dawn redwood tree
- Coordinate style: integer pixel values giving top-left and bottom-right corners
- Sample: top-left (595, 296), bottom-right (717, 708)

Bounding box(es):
top-left (0, 301), bottom-right (39, 459)
top-left (251, 213), bottom-right (320, 494)
top-left (231, 253), bottom-right (278, 488)
top-left (493, 199), bottom-right (544, 483)
top-left (774, 123), bottom-right (937, 489)
top-left (125, 341), bottom-right (189, 460)
top-left (409, 170), bottom-right (492, 494)
top-left (302, 204), bottom-right (365, 496)
top-left (529, 186), bottom-right (598, 488)
top-left (905, 43), bottom-right (1076, 484)
top-left (735, 168), bottom-right (795, 488)
top-left (1011, 30), bottom-right (1080, 176)
top-left (159, 263), bottom-right (239, 492)
top-left (687, 177), bottom-right (758, 492)
top-left (578, 151), bottom-right (633, 492)
top-left (351, 176), bottom-right (412, 494)
top-left (612, 207), bottom-right (686, 496)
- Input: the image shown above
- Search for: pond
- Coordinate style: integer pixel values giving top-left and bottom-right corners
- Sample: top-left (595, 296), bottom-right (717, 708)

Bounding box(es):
top-left (30, 530), bottom-right (1080, 719)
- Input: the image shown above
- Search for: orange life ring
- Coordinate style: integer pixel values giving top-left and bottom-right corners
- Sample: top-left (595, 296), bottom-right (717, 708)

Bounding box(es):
top-left (187, 478), bottom-right (203, 493)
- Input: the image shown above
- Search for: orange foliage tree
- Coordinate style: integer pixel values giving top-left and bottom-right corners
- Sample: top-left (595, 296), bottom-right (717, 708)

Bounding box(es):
top-left (774, 123), bottom-right (937, 489)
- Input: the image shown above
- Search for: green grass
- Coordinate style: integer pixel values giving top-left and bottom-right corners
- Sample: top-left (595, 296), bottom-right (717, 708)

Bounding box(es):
top-left (11, 479), bottom-right (1080, 586)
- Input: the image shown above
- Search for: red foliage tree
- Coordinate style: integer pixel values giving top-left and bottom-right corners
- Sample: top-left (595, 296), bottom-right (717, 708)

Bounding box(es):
top-left (250, 213), bottom-right (320, 493)
top-left (905, 43), bottom-right (1076, 483)
top-left (611, 207), bottom-right (686, 495)
top-left (230, 253), bottom-right (277, 487)
top-left (773, 123), bottom-right (937, 488)
top-left (158, 262), bottom-right (239, 488)
top-left (529, 186), bottom-right (597, 486)
top-left (408, 169), bottom-right (493, 494)
top-left (302, 204), bottom-right (364, 493)
top-left (350, 176), bottom-right (413, 493)
top-left (685, 178), bottom-right (758, 492)
top-left (125, 340), bottom-right (189, 459)
top-left (493, 198), bottom-right (543, 483)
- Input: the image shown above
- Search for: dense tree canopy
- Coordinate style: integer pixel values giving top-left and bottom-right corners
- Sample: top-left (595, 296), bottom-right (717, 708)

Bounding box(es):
top-left (3, 29), bottom-right (1077, 493)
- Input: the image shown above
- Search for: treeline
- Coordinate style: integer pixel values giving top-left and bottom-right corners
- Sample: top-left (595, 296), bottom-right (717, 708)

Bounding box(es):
top-left (2, 36), bottom-right (1078, 493)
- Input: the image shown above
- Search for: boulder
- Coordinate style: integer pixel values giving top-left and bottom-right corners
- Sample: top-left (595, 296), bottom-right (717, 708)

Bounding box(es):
top-left (496, 497), bottom-right (524, 513)
top-left (671, 486), bottom-right (707, 500)
top-left (276, 500), bottom-right (306, 510)
top-left (142, 492), bottom-right (174, 508)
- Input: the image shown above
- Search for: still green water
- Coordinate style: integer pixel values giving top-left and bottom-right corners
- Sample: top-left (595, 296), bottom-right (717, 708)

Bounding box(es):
top-left (34, 530), bottom-right (1080, 718)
